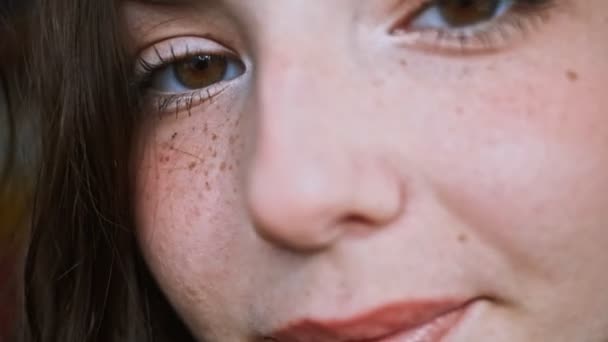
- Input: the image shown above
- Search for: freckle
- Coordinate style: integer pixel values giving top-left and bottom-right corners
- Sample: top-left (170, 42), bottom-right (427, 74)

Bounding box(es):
top-left (203, 123), bottom-right (208, 134)
top-left (400, 59), bottom-right (407, 67)
top-left (228, 165), bottom-right (233, 171)
top-left (458, 233), bottom-right (468, 243)
top-left (566, 69), bottom-right (578, 82)
top-left (192, 126), bottom-right (196, 132)
top-left (205, 181), bottom-right (211, 191)
top-left (188, 162), bottom-right (197, 170)
top-left (212, 133), bottom-right (218, 141)
top-left (220, 162), bottom-right (227, 171)
top-left (204, 170), bottom-right (209, 177)
top-left (229, 135), bottom-right (237, 145)
top-left (212, 151), bottom-right (218, 158)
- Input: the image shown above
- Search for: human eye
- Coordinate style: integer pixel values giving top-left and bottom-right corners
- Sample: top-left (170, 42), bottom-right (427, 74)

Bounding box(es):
top-left (135, 37), bottom-right (246, 115)
top-left (391, 0), bottom-right (558, 52)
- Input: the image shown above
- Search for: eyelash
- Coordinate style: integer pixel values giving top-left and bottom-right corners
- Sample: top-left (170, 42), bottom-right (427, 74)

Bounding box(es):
top-left (392, 0), bottom-right (558, 52)
top-left (134, 46), bottom-right (234, 116)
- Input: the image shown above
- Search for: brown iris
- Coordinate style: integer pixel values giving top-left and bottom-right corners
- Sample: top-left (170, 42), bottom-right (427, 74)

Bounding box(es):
top-left (173, 55), bottom-right (228, 90)
top-left (437, 0), bottom-right (500, 27)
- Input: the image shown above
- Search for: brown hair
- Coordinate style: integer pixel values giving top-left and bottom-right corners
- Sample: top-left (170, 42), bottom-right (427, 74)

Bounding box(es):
top-left (21, 0), bottom-right (195, 340)
top-left (1, 1), bottom-right (33, 340)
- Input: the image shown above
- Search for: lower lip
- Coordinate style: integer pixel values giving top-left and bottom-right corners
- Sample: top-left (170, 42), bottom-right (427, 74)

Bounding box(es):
top-left (375, 303), bottom-right (470, 342)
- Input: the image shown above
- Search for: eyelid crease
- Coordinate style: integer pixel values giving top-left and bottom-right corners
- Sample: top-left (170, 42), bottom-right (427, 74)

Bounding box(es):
top-left (134, 36), bottom-right (238, 75)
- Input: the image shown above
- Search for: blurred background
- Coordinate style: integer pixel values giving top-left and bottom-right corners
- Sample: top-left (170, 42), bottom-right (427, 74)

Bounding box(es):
top-left (1, 0), bottom-right (34, 340)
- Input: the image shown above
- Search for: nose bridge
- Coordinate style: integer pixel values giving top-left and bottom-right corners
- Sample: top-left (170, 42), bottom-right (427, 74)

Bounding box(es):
top-left (244, 30), bottom-right (405, 252)
top-left (251, 39), bottom-right (354, 211)
top-left (252, 29), bottom-right (353, 165)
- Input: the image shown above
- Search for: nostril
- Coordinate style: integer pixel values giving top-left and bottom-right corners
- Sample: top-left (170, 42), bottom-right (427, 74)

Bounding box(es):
top-left (246, 161), bottom-right (406, 252)
top-left (342, 213), bottom-right (376, 227)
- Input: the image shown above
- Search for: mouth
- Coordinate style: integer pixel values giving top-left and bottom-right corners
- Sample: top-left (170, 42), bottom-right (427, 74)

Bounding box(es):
top-left (267, 298), bottom-right (477, 342)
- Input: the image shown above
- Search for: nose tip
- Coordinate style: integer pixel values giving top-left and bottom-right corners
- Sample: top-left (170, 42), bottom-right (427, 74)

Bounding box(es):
top-left (246, 157), bottom-right (405, 252)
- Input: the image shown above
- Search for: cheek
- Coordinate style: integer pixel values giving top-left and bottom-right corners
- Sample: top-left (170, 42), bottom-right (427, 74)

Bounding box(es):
top-left (419, 54), bottom-right (608, 290)
top-left (133, 104), bottom-right (252, 319)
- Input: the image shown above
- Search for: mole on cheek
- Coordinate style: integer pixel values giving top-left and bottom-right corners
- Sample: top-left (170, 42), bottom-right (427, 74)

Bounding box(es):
top-left (457, 233), bottom-right (468, 243)
top-left (566, 69), bottom-right (579, 82)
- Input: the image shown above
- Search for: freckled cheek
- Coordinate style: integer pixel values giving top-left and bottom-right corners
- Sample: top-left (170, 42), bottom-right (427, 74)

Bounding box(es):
top-left (134, 107), bottom-right (249, 237)
top-left (133, 121), bottom-right (252, 303)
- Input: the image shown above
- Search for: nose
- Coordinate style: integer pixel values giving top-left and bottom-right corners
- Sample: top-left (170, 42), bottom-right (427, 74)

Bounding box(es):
top-left (245, 50), bottom-right (405, 252)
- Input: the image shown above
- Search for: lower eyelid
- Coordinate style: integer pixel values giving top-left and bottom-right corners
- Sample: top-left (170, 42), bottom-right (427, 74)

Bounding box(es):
top-left (146, 82), bottom-right (232, 116)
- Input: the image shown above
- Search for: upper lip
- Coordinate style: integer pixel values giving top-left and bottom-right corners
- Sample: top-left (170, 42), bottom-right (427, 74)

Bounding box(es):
top-left (268, 298), bottom-right (472, 342)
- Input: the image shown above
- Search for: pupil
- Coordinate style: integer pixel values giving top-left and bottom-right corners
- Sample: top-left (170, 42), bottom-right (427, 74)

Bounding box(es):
top-left (439, 0), bottom-right (500, 27)
top-left (191, 55), bottom-right (211, 71)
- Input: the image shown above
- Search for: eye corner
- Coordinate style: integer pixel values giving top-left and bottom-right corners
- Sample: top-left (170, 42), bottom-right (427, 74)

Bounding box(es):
top-left (387, 2), bottom-right (426, 37)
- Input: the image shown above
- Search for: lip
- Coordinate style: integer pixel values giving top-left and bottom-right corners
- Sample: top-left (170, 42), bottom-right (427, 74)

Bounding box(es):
top-left (268, 298), bottom-right (474, 342)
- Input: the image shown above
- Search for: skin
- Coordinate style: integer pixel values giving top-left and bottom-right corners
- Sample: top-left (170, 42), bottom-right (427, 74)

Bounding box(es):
top-left (127, 1), bottom-right (608, 341)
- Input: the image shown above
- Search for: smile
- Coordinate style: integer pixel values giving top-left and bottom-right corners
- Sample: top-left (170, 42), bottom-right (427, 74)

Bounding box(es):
top-left (268, 298), bottom-right (478, 342)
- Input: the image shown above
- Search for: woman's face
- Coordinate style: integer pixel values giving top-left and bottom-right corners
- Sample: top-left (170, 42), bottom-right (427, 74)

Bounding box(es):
top-left (128, 1), bottom-right (608, 341)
